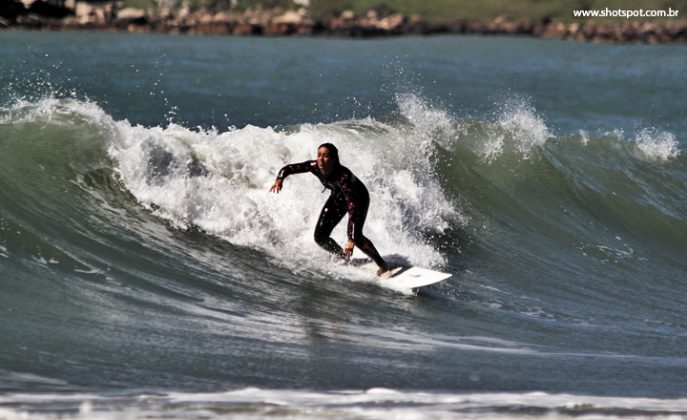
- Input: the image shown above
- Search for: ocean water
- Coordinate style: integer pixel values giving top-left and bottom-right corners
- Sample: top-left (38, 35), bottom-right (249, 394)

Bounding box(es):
top-left (1, 31), bottom-right (687, 418)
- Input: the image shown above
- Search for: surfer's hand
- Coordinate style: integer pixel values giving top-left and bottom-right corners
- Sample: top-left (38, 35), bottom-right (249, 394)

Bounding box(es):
top-left (343, 240), bottom-right (354, 261)
top-left (269, 179), bottom-right (283, 193)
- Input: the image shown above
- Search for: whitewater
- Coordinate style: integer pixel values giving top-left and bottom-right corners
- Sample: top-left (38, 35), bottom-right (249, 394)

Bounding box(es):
top-left (1, 32), bottom-right (687, 418)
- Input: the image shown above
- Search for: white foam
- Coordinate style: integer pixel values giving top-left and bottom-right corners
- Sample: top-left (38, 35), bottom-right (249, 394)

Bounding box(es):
top-left (98, 99), bottom-right (458, 276)
top-left (162, 388), bottom-right (687, 416)
top-left (478, 99), bottom-right (552, 162)
top-left (578, 129), bottom-right (591, 146)
top-left (0, 97), bottom-right (118, 132)
top-left (496, 99), bottom-right (551, 158)
top-left (396, 92), bottom-right (459, 151)
top-left (2, 388), bottom-right (686, 419)
top-left (633, 128), bottom-right (681, 161)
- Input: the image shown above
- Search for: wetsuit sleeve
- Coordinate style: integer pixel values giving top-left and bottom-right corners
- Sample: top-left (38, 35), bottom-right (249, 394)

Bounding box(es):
top-left (276, 160), bottom-right (315, 180)
top-left (337, 169), bottom-right (357, 242)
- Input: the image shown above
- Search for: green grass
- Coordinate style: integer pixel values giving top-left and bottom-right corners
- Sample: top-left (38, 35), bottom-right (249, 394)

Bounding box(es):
top-left (120, 0), bottom-right (687, 22)
top-left (120, 0), bottom-right (295, 12)
top-left (309, 0), bottom-right (687, 22)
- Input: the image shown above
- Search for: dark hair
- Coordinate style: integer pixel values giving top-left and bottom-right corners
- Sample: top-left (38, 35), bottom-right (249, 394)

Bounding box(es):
top-left (318, 143), bottom-right (339, 165)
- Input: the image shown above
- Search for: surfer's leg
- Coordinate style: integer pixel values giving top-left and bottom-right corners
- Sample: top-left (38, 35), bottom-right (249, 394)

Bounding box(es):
top-left (351, 194), bottom-right (388, 271)
top-left (356, 236), bottom-right (387, 271)
top-left (314, 194), bottom-right (347, 258)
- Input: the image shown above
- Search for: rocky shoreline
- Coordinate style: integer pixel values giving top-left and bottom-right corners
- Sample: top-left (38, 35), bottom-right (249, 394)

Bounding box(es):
top-left (2, 0), bottom-right (687, 44)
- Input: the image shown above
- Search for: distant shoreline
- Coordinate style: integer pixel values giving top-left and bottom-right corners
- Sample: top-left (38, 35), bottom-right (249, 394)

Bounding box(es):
top-left (2, 1), bottom-right (687, 44)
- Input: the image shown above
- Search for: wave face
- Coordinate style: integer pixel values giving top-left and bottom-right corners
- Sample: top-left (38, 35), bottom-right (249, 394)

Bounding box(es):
top-left (1, 32), bottom-right (687, 417)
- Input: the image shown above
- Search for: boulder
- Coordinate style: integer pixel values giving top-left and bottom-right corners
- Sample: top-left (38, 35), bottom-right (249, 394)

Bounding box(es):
top-left (117, 7), bottom-right (145, 22)
top-left (27, 0), bottom-right (72, 18)
top-left (272, 10), bottom-right (302, 25)
top-left (0, 0), bottom-right (27, 22)
top-left (376, 13), bottom-right (404, 31)
top-left (198, 11), bottom-right (213, 25)
top-left (74, 1), bottom-right (96, 24)
top-left (340, 10), bottom-right (354, 21)
top-left (266, 9), bottom-right (314, 35)
top-left (541, 21), bottom-right (568, 38)
top-left (212, 11), bottom-right (231, 23)
top-left (233, 22), bottom-right (261, 35)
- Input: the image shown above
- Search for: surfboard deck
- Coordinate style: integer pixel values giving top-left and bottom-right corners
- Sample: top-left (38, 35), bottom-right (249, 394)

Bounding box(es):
top-left (356, 260), bottom-right (452, 290)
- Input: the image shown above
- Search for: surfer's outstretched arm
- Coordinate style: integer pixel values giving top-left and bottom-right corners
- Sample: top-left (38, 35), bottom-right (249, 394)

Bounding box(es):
top-left (269, 160), bottom-right (315, 193)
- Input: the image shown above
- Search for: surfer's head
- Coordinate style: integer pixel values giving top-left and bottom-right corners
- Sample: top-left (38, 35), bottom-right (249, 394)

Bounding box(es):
top-left (317, 143), bottom-right (339, 175)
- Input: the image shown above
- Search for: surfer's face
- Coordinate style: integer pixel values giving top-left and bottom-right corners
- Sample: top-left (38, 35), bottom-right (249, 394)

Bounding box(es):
top-left (316, 146), bottom-right (335, 175)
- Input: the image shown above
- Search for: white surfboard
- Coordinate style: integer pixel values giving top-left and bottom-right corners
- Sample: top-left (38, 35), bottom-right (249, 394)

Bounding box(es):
top-left (358, 261), bottom-right (452, 290)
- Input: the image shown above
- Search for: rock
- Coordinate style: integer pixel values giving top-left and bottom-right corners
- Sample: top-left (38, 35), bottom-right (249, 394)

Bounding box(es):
top-left (193, 11), bottom-right (234, 34)
top-left (117, 7), bottom-right (146, 22)
top-left (265, 9), bottom-right (314, 35)
top-left (177, 6), bottom-right (189, 19)
top-left (542, 21), bottom-right (567, 38)
top-left (16, 13), bottom-right (45, 28)
top-left (376, 13), bottom-right (404, 31)
top-left (27, 0), bottom-right (72, 19)
top-left (212, 12), bottom-right (231, 23)
top-left (74, 2), bottom-right (92, 17)
top-left (340, 10), bottom-right (354, 20)
top-left (233, 22), bottom-right (261, 35)
top-left (73, 1), bottom-right (113, 26)
top-left (568, 22), bottom-right (580, 35)
top-left (0, 0), bottom-right (27, 23)
top-left (272, 10), bottom-right (302, 25)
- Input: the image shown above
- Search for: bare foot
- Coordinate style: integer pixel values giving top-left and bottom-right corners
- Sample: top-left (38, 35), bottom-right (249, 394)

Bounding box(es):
top-left (377, 265), bottom-right (392, 277)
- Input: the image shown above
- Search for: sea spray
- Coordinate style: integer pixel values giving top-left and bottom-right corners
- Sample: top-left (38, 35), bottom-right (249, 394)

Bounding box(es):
top-left (474, 98), bottom-right (552, 162)
top-left (633, 128), bottom-right (680, 161)
top-left (497, 99), bottom-right (551, 158)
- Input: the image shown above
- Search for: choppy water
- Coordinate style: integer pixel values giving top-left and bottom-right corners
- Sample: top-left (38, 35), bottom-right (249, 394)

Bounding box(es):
top-left (1, 31), bottom-right (686, 418)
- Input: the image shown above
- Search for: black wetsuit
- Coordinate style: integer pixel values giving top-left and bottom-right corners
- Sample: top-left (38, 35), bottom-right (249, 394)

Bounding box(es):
top-left (277, 160), bottom-right (386, 268)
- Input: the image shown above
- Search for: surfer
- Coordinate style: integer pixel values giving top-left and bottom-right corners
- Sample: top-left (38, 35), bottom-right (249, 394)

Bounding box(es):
top-left (270, 143), bottom-right (390, 275)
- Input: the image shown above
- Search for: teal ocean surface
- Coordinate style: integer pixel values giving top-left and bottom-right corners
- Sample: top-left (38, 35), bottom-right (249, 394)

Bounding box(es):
top-left (1, 31), bottom-right (687, 418)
